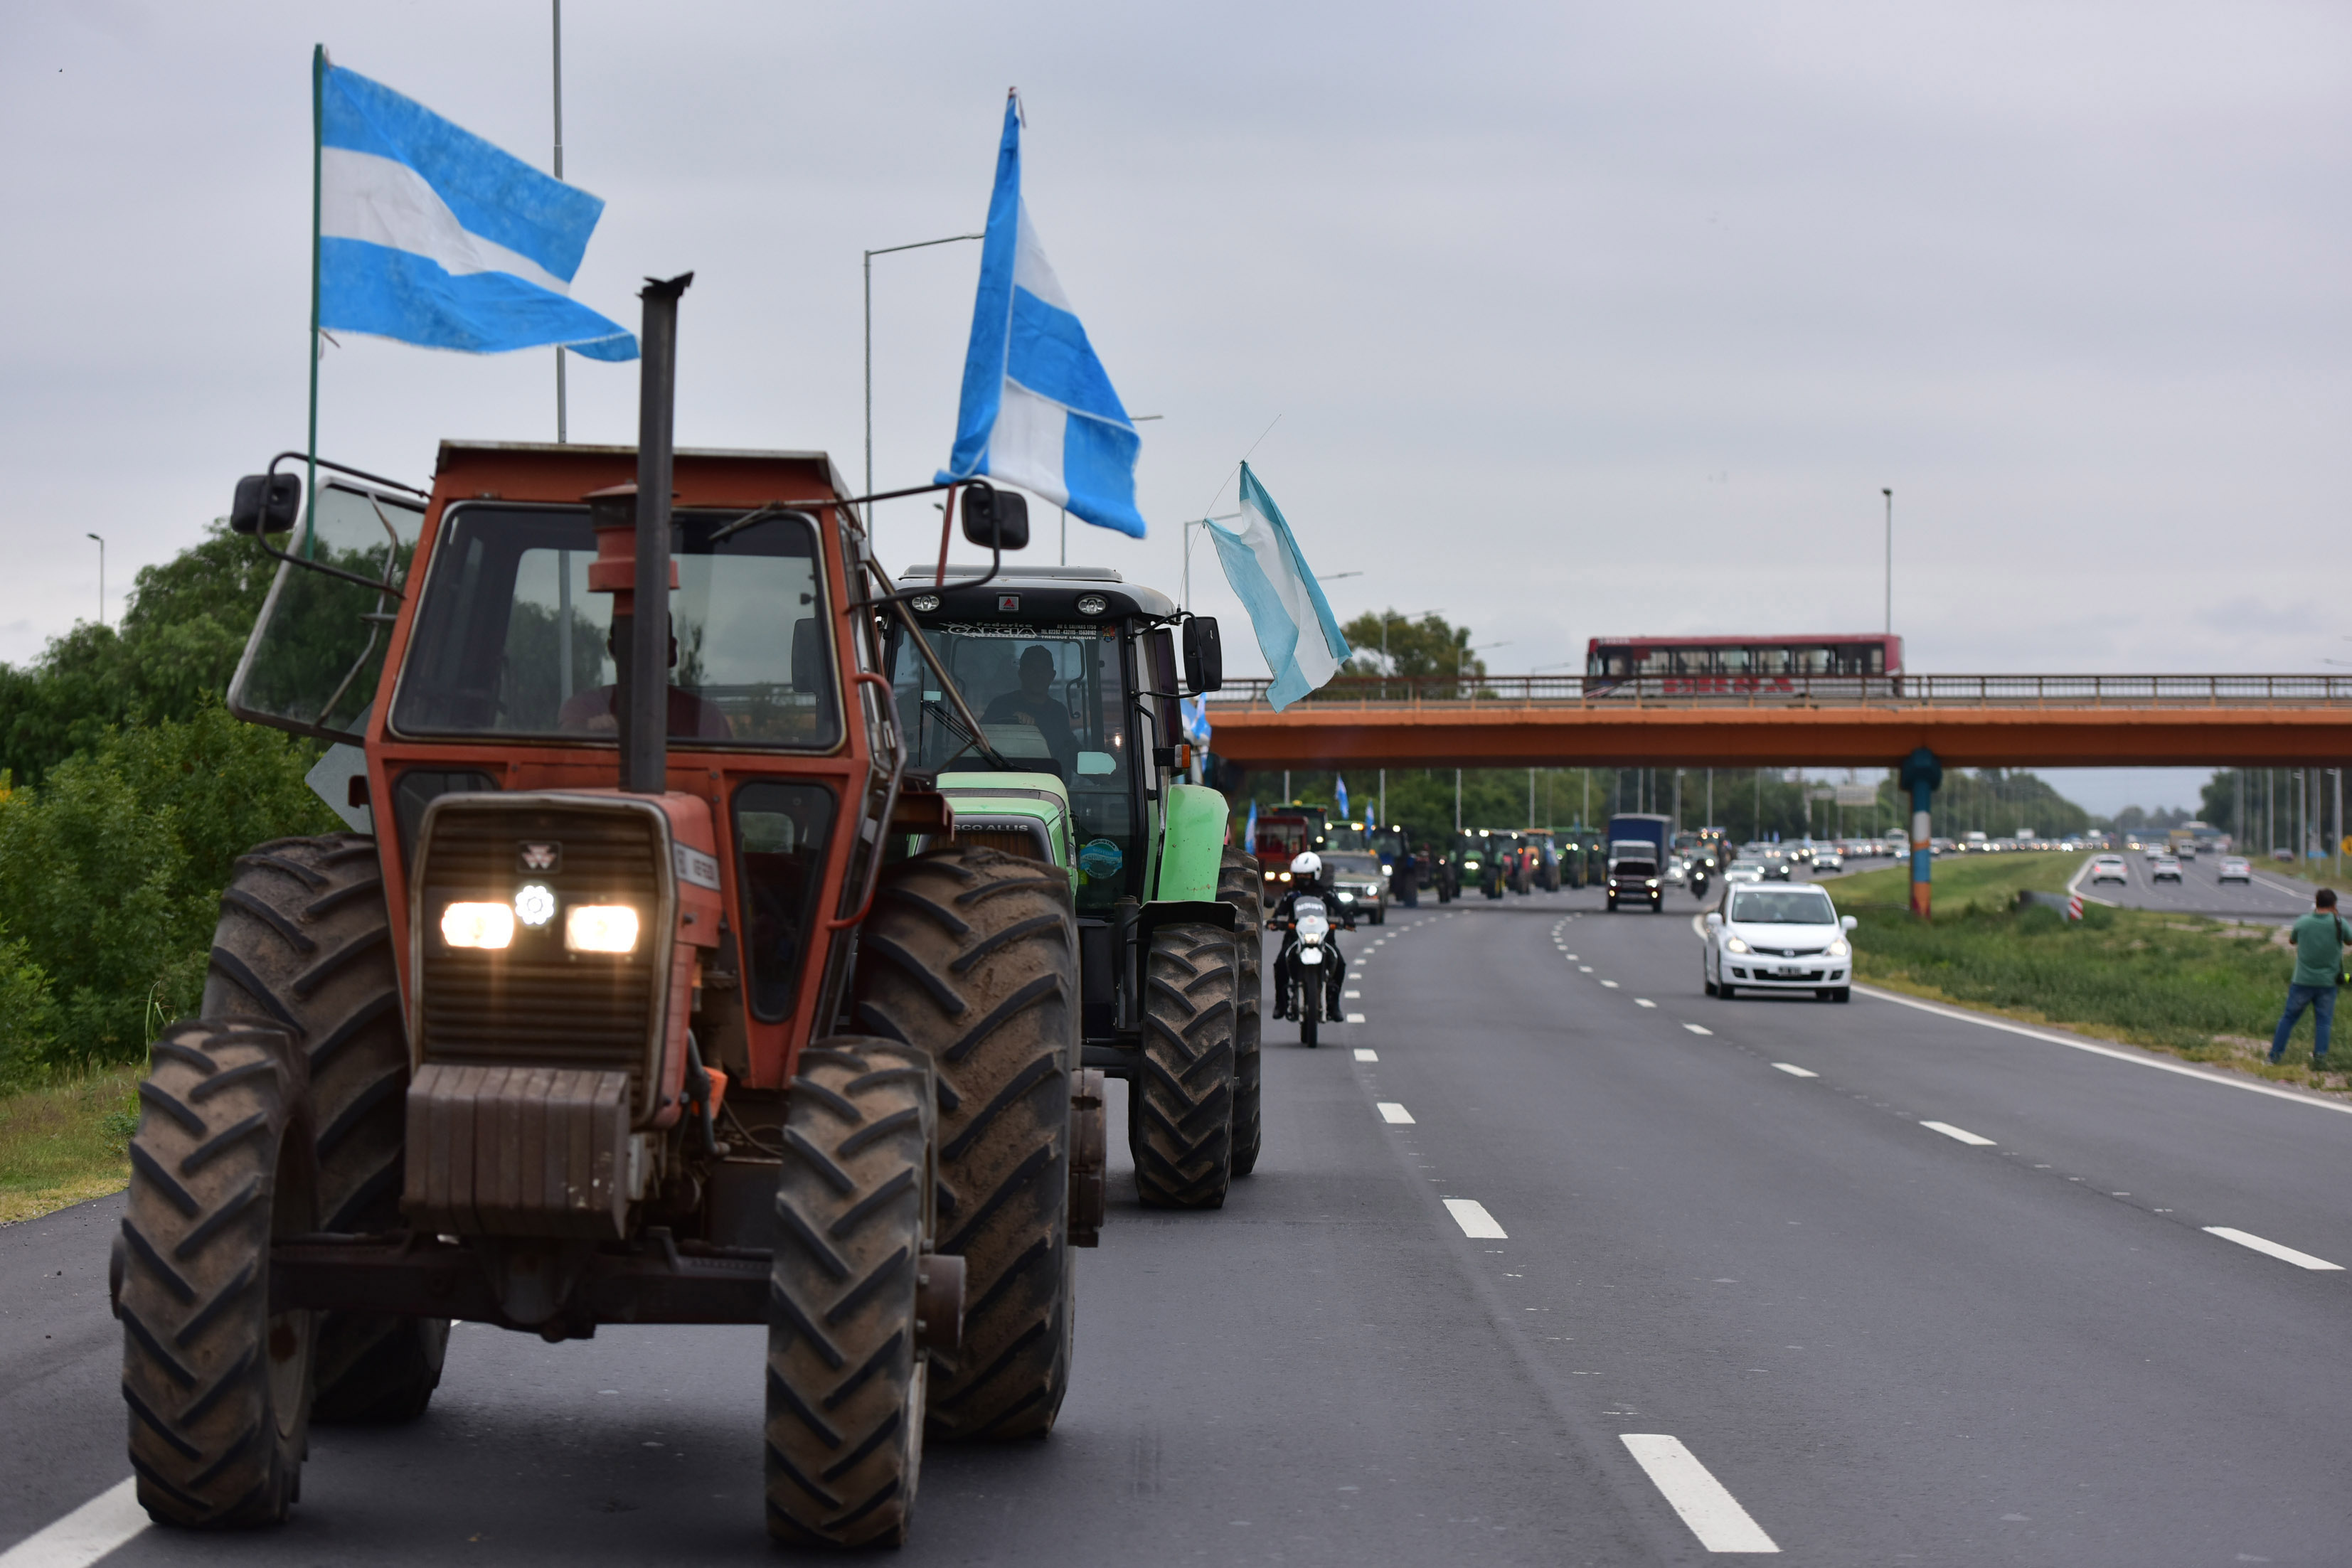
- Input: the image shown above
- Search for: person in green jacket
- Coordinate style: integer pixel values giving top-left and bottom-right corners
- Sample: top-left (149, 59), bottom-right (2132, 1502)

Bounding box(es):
top-left (2268, 887), bottom-right (2349, 1067)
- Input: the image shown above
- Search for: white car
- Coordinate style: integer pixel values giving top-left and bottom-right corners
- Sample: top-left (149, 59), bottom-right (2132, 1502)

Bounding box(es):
top-left (2218, 856), bottom-right (2252, 884)
top-left (1723, 860), bottom-right (1767, 885)
top-left (1703, 885), bottom-right (1856, 1003)
top-left (2088, 855), bottom-right (2129, 885)
top-left (2150, 855), bottom-right (2183, 883)
top-left (1811, 846), bottom-right (1845, 873)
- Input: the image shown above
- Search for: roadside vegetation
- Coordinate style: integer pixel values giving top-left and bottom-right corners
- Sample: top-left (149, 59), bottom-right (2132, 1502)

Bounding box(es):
top-left (1, 523), bottom-right (336, 1222)
top-left (1824, 851), bottom-right (2345, 1092)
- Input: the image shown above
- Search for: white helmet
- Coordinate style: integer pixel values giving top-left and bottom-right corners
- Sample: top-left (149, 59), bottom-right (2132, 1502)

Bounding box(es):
top-left (1291, 852), bottom-right (1323, 879)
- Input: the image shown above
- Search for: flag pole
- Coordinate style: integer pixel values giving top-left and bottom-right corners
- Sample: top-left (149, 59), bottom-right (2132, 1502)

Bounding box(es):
top-left (552, 1), bottom-right (567, 442)
top-left (307, 43), bottom-right (326, 551)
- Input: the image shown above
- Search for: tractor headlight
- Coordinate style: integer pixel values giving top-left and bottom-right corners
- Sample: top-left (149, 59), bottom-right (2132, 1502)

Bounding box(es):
top-left (1724, 936), bottom-right (1750, 954)
top-left (910, 592), bottom-right (941, 612)
top-left (565, 905), bottom-right (642, 954)
top-left (1279, 871), bottom-right (1292, 882)
top-left (441, 902), bottom-right (515, 950)
top-left (513, 883), bottom-right (557, 927)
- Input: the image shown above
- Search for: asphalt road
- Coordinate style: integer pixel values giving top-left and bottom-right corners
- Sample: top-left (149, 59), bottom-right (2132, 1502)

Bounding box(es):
top-left (2070, 850), bottom-right (2319, 924)
top-left (6, 888), bottom-right (2350, 1564)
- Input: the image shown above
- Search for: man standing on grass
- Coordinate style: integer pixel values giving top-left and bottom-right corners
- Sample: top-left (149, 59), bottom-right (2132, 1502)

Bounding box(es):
top-left (2267, 887), bottom-right (2347, 1068)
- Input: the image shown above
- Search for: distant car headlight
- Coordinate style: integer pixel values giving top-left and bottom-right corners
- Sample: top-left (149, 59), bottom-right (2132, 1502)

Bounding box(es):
top-left (441, 902), bottom-right (514, 950)
top-left (565, 905), bottom-right (641, 954)
top-left (1827, 939), bottom-right (1850, 957)
top-left (1724, 936), bottom-right (1750, 954)
top-left (1646, 879), bottom-right (1659, 887)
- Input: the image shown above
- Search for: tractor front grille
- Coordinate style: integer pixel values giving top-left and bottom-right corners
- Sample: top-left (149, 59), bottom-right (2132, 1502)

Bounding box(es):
top-left (414, 797), bottom-right (671, 1107)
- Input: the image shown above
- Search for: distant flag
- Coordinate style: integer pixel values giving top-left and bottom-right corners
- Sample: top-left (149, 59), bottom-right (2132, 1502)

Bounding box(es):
top-left (1180, 693), bottom-right (1212, 750)
top-left (938, 93), bottom-right (1146, 537)
top-left (315, 51), bottom-right (636, 360)
top-left (1244, 800), bottom-right (1257, 854)
top-left (1336, 776), bottom-right (1350, 821)
top-left (1205, 463), bottom-right (1351, 712)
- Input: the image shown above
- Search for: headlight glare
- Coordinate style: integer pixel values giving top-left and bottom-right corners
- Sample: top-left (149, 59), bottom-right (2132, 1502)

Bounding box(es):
top-left (513, 883), bottom-right (556, 927)
top-left (1828, 939), bottom-right (1850, 957)
top-left (565, 904), bottom-right (641, 954)
top-left (442, 902), bottom-right (515, 950)
top-left (1724, 936), bottom-right (1750, 954)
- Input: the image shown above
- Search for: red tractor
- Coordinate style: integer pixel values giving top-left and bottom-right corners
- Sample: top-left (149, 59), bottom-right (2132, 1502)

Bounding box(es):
top-left (110, 282), bottom-right (1121, 1545)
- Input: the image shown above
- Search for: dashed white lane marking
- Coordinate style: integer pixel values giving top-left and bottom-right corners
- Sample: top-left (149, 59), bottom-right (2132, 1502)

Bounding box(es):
top-left (1346, 1012), bottom-right (1367, 1024)
top-left (1563, 953), bottom-right (1578, 959)
top-left (1377, 1102), bottom-right (1415, 1124)
top-left (0, 1478), bottom-right (147, 1568)
top-left (1619, 1434), bottom-right (1780, 1554)
top-left (1600, 980), bottom-right (1619, 989)
top-left (1443, 1198), bottom-right (1508, 1238)
top-left (1344, 989), bottom-right (1362, 998)
top-left (1635, 998), bottom-right (1656, 1008)
top-left (1684, 1023), bottom-right (1713, 1035)
top-left (1578, 965), bottom-right (1594, 973)
top-left (1920, 1119), bottom-right (1996, 1146)
top-left (1353, 1047), bottom-right (1378, 1062)
top-left (1770, 1062), bottom-right (1816, 1077)
top-left (2203, 1227), bottom-right (2345, 1271)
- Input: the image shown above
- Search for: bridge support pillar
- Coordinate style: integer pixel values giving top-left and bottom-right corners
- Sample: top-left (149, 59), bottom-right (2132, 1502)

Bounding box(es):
top-left (1900, 747), bottom-right (1943, 918)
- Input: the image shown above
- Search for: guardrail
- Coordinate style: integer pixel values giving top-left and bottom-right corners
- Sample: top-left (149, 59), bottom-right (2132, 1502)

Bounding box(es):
top-left (1203, 673), bottom-right (2352, 712)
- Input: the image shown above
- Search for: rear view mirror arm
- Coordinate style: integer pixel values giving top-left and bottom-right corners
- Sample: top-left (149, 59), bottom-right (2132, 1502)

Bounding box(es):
top-left (858, 553), bottom-right (1013, 772)
top-left (250, 449), bottom-right (422, 598)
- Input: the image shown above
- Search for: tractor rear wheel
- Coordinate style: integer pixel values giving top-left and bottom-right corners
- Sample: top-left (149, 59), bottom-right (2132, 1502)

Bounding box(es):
top-left (119, 1021), bottom-right (316, 1527)
top-left (765, 1040), bottom-right (936, 1547)
top-left (1131, 922), bottom-right (1237, 1207)
top-left (200, 834), bottom-right (445, 1424)
top-left (1218, 849), bottom-right (1264, 1178)
top-left (852, 846), bottom-right (1078, 1441)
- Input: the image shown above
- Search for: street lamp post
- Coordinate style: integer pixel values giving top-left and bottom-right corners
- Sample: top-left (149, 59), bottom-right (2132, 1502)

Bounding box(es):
top-left (865, 232), bottom-right (984, 540)
top-left (86, 533), bottom-right (104, 629)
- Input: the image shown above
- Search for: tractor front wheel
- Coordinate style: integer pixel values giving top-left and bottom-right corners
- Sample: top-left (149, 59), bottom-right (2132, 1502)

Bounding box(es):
top-left (1130, 922), bottom-right (1237, 1207)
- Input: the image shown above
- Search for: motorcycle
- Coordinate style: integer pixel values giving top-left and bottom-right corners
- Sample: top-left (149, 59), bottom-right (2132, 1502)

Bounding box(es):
top-left (1691, 865), bottom-right (1711, 901)
top-left (1276, 894), bottom-right (1343, 1047)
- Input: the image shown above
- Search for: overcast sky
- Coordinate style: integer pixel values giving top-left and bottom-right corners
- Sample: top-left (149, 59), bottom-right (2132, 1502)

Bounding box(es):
top-left (6, 2), bottom-right (2346, 814)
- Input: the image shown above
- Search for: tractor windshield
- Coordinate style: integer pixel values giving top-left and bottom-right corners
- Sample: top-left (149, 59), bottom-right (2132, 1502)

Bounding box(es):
top-left (887, 617), bottom-right (1134, 907)
top-left (390, 504), bottom-right (839, 749)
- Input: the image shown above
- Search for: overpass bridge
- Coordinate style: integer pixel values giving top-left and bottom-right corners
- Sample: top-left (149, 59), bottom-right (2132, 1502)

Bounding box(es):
top-left (1201, 673), bottom-right (2352, 770)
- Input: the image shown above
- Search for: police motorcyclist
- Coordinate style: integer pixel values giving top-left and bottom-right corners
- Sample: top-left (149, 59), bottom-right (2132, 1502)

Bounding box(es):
top-left (1271, 851), bottom-right (1351, 1021)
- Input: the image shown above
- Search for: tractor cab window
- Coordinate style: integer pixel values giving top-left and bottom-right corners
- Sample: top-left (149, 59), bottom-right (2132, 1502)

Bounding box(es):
top-left (230, 481), bottom-right (424, 742)
top-left (390, 505), bottom-right (839, 750)
top-left (886, 617), bottom-right (1134, 908)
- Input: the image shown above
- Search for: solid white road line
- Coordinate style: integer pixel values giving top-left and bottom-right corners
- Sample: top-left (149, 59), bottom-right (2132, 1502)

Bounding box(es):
top-left (1377, 1102), bottom-right (1415, 1124)
top-left (2203, 1226), bottom-right (2345, 1271)
top-left (1443, 1198), bottom-right (1508, 1238)
top-left (1920, 1119), bottom-right (1996, 1146)
top-left (0, 1479), bottom-right (147, 1568)
top-left (1684, 1023), bottom-right (1713, 1035)
top-left (1619, 1434), bottom-right (1779, 1554)
top-left (1353, 1047), bottom-right (1378, 1062)
top-left (1770, 1062), bottom-right (1816, 1077)
top-left (1346, 1012), bottom-right (1368, 1023)
top-left (1635, 998), bottom-right (1656, 1008)
top-left (1857, 986), bottom-right (2352, 1119)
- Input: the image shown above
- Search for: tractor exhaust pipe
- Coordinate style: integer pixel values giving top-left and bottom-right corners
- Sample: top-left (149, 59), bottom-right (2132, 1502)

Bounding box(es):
top-left (624, 272), bottom-right (691, 794)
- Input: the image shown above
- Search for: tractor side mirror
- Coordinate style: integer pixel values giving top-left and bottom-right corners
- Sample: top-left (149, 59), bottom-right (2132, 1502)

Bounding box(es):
top-left (959, 483), bottom-right (1030, 551)
top-left (231, 473), bottom-right (302, 536)
top-left (1182, 616), bottom-right (1223, 694)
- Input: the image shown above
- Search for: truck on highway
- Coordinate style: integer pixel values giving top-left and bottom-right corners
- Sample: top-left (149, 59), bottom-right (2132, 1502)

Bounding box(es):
top-left (1606, 813), bottom-right (1673, 912)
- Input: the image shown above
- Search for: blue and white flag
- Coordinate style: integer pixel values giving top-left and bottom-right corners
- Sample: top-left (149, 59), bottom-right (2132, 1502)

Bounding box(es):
top-left (937, 96), bottom-right (1145, 538)
top-left (1180, 694), bottom-right (1212, 750)
top-left (1243, 800), bottom-right (1257, 855)
top-left (1205, 463), bottom-right (1352, 712)
top-left (1335, 776), bottom-right (1349, 821)
top-left (318, 57), bottom-right (635, 361)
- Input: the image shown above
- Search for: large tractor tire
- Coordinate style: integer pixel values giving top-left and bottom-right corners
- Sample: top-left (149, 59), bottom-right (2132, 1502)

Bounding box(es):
top-left (200, 834), bottom-right (445, 1424)
top-left (852, 846), bottom-right (1077, 1441)
top-left (1130, 922), bottom-right (1237, 1209)
top-left (765, 1040), bottom-right (937, 1548)
top-left (118, 1021), bottom-right (317, 1527)
top-left (1217, 848), bottom-right (1264, 1178)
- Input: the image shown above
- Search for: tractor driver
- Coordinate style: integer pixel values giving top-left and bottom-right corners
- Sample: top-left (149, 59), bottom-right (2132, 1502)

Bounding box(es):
top-left (1271, 850), bottom-right (1351, 1023)
top-left (981, 644), bottom-right (1078, 776)
top-left (557, 619), bottom-right (733, 739)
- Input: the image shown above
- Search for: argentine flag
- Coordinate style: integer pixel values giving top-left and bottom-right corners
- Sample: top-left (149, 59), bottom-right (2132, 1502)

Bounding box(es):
top-left (938, 96), bottom-right (1146, 537)
top-left (1206, 464), bottom-right (1352, 712)
top-left (318, 56), bottom-right (635, 361)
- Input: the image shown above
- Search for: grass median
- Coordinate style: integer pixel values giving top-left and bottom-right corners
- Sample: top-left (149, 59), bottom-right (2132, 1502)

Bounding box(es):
top-left (0, 1069), bottom-right (139, 1225)
top-left (1818, 852), bottom-right (2345, 1092)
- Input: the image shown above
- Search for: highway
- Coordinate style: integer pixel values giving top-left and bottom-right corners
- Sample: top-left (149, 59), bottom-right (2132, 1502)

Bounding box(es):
top-left (2070, 849), bottom-right (2320, 924)
top-left (6, 890), bottom-right (2351, 1565)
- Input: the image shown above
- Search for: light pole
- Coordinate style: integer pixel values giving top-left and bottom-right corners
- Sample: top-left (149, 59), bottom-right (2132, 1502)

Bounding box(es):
top-left (86, 533), bottom-right (104, 629)
top-left (1882, 487), bottom-right (1893, 635)
top-left (865, 232), bottom-right (984, 538)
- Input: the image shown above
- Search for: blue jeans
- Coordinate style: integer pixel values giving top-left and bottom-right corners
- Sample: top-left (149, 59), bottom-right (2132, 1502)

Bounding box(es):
top-left (2269, 982), bottom-right (2336, 1063)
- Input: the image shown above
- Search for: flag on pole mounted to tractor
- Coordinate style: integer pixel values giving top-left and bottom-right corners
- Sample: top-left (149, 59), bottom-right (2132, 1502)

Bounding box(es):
top-left (1243, 800), bottom-right (1258, 855)
top-left (1204, 463), bottom-right (1352, 712)
top-left (937, 92), bottom-right (1146, 538)
top-left (314, 48), bottom-right (637, 361)
top-left (1336, 777), bottom-right (1350, 821)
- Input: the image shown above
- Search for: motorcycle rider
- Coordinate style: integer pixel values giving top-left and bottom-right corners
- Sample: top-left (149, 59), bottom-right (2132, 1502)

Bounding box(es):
top-left (1271, 850), bottom-right (1351, 1022)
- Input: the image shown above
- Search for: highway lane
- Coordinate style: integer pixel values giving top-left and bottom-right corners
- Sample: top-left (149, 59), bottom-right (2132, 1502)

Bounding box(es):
top-left (2070, 848), bottom-right (2314, 923)
top-left (6, 890), bottom-right (2349, 1564)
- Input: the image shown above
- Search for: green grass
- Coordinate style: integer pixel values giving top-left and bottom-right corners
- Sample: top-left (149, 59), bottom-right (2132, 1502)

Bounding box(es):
top-left (1826, 867), bottom-right (2344, 1092)
top-left (0, 1068), bottom-right (138, 1225)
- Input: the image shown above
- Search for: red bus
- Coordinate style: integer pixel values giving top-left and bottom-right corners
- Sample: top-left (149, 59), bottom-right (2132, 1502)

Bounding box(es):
top-left (1584, 634), bottom-right (1903, 695)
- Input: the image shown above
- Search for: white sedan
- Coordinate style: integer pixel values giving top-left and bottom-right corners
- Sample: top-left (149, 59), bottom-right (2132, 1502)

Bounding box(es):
top-left (1703, 885), bottom-right (1856, 1003)
top-left (2087, 855), bottom-right (2129, 885)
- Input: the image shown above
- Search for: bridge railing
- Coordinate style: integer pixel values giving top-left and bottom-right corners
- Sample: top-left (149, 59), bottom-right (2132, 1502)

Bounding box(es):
top-left (1203, 673), bottom-right (2352, 711)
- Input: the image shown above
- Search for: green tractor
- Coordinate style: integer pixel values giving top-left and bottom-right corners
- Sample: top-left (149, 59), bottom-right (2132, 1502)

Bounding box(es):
top-left (883, 566), bottom-right (1265, 1199)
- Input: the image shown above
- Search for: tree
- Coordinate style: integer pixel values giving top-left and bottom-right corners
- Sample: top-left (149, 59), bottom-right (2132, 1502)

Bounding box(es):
top-left (1339, 609), bottom-right (1487, 682)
